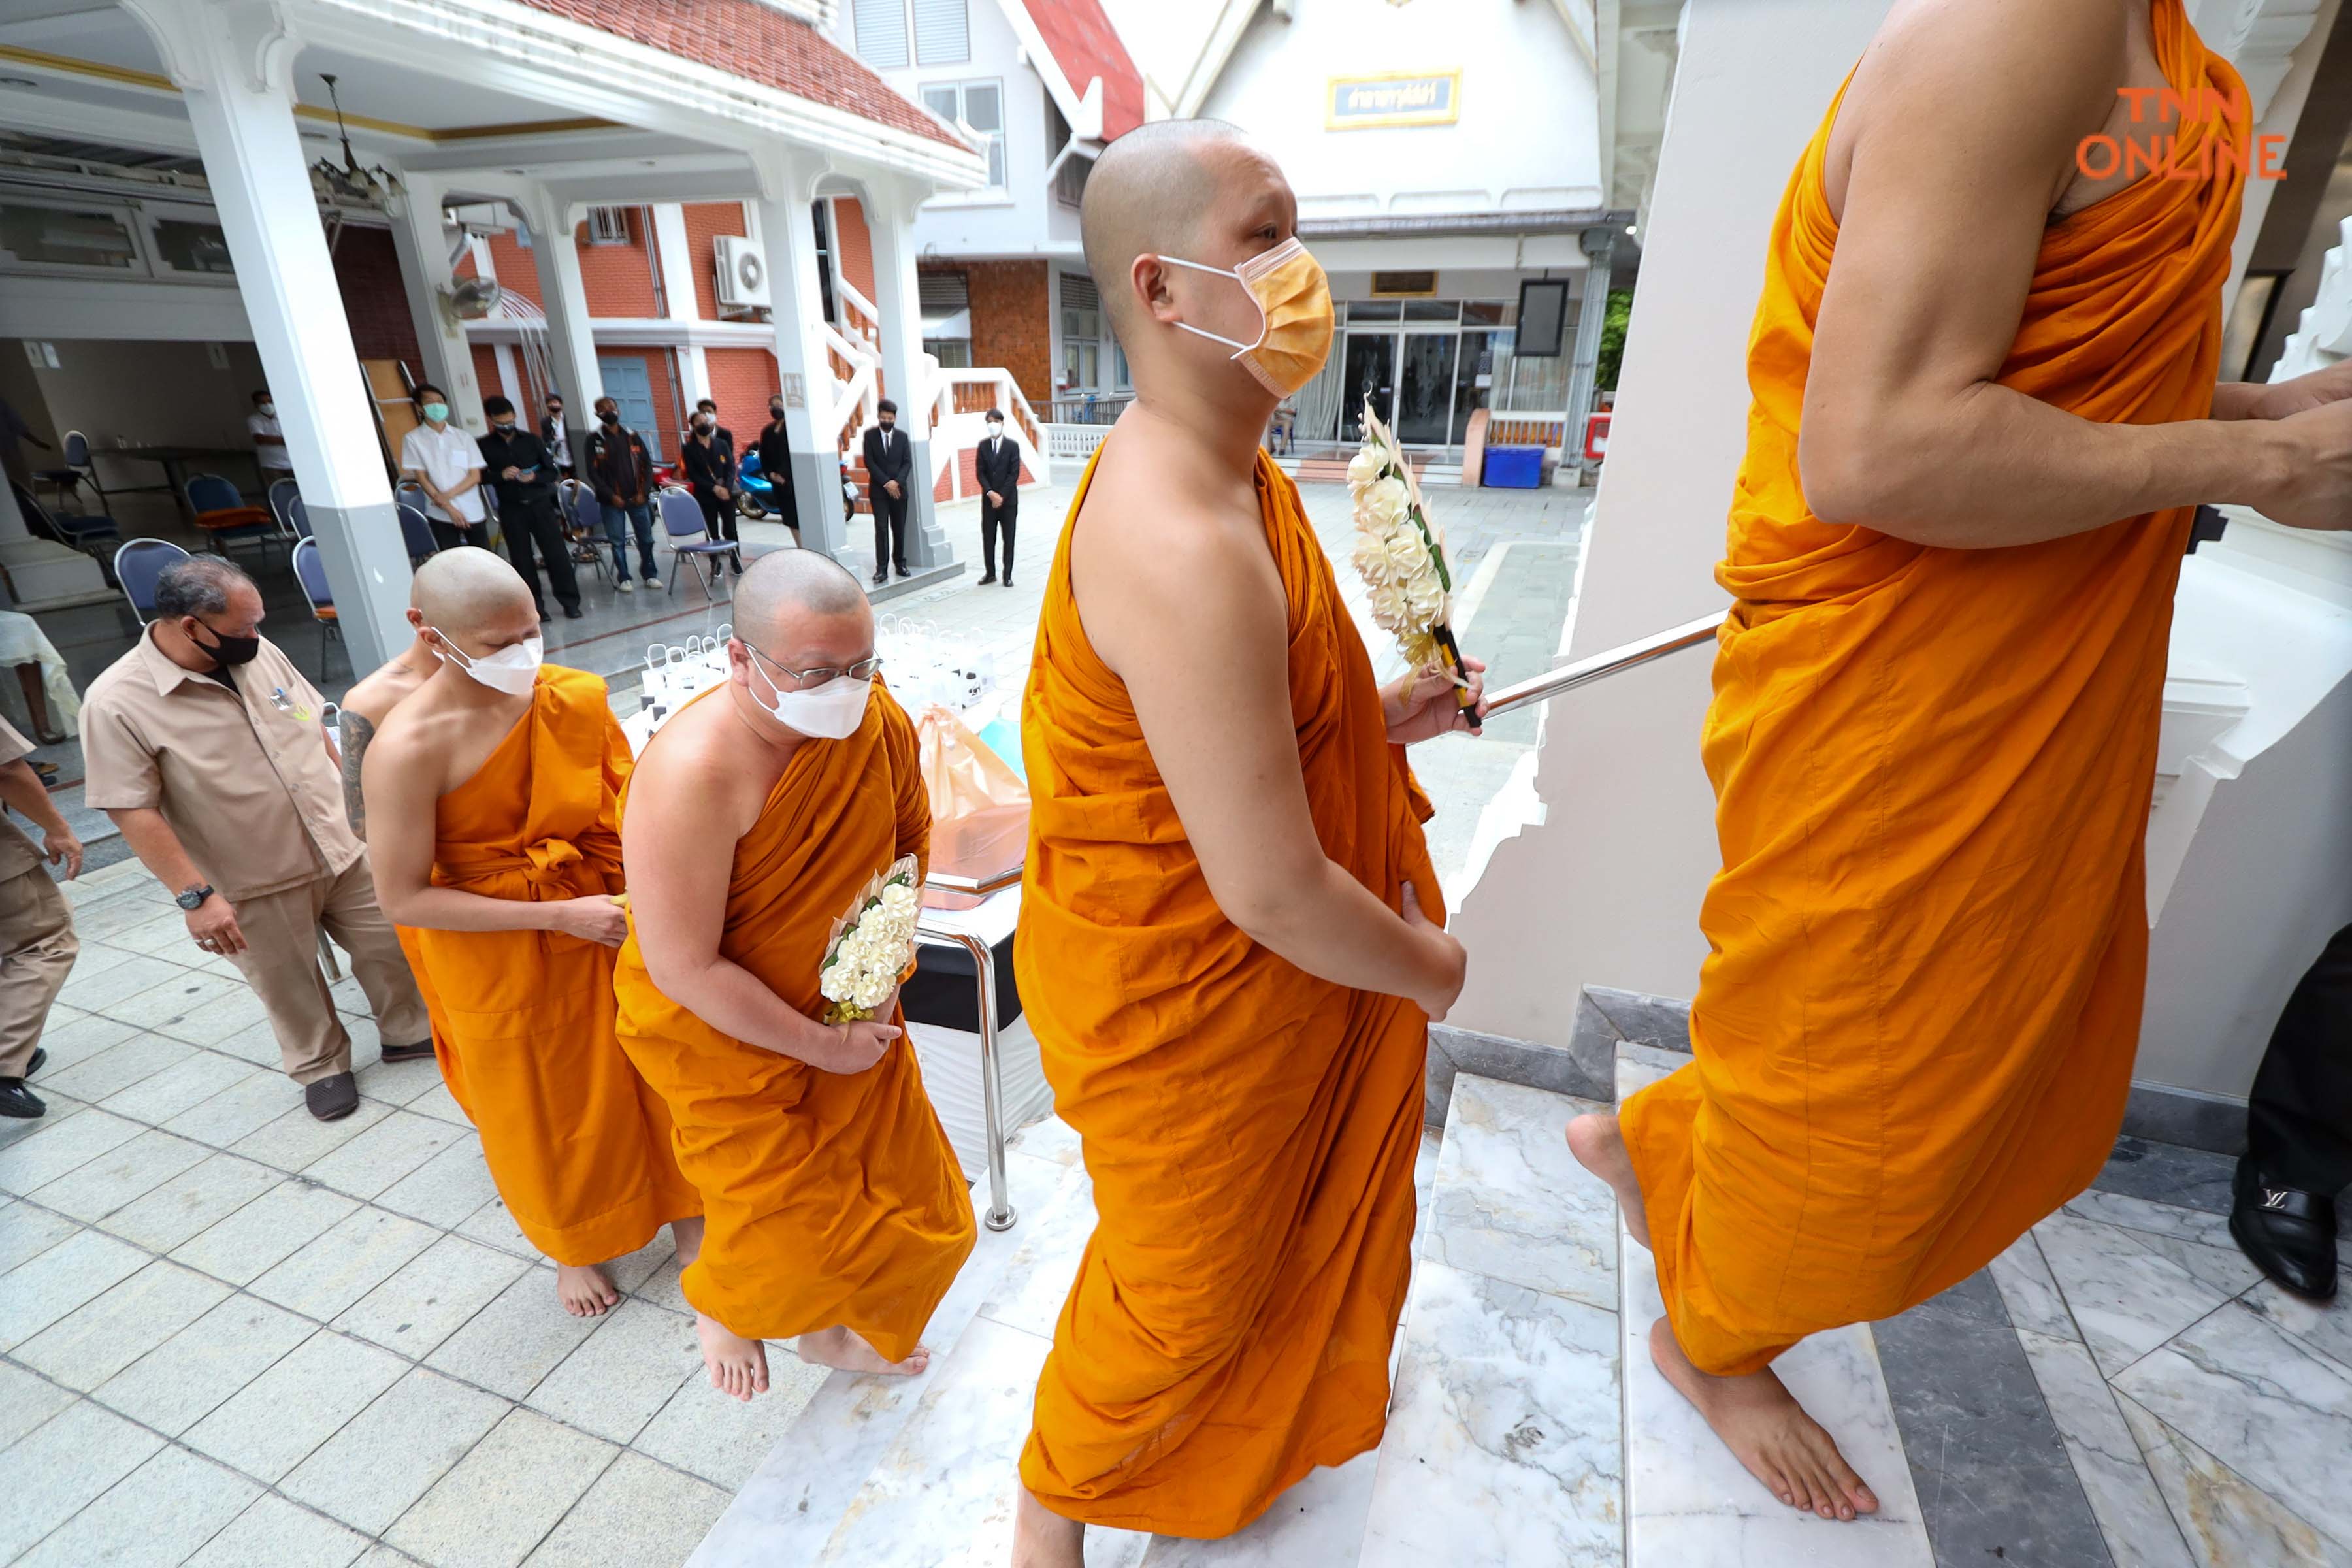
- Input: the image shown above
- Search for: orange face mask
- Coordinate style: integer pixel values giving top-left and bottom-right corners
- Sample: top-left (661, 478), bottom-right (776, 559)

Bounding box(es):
top-left (1158, 237), bottom-right (1334, 396)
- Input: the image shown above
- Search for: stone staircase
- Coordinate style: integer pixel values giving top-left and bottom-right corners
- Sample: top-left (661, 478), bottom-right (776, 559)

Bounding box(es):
top-left (685, 1028), bottom-right (1942, 1566)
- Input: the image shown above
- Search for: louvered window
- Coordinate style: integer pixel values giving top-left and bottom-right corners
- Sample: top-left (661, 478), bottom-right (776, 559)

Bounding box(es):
top-left (913, 0), bottom-right (970, 66)
top-left (853, 0), bottom-right (909, 68)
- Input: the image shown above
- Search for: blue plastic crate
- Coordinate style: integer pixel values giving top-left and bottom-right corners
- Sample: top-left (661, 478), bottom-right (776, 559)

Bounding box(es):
top-left (1483, 445), bottom-right (1544, 489)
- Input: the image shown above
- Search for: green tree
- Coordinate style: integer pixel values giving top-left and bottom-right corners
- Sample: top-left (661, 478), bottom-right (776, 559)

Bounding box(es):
top-left (1595, 288), bottom-right (1634, 393)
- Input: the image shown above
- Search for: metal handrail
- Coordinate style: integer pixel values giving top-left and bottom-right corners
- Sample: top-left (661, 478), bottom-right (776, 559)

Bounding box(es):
top-left (916, 877), bottom-right (1021, 1234)
top-left (1479, 611), bottom-right (1726, 721)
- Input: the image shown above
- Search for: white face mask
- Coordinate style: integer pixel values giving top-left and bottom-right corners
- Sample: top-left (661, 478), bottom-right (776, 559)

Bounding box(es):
top-left (433, 630), bottom-right (544, 696)
top-left (257, 402), bottom-right (275, 417)
top-left (749, 655), bottom-right (871, 740)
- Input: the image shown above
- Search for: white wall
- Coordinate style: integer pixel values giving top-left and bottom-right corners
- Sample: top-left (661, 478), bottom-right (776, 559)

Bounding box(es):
top-left (1198, 1), bottom-right (1605, 223)
top-left (1447, 0), bottom-right (1892, 1043)
top-left (8, 336), bottom-right (272, 495)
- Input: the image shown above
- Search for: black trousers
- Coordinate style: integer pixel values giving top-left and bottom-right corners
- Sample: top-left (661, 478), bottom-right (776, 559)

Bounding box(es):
top-left (981, 496), bottom-right (1017, 577)
top-left (500, 493), bottom-right (579, 611)
top-left (872, 483), bottom-right (908, 574)
top-left (429, 519), bottom-right (489, 552)
top-left (2247, 922), bottom-right (2352, 1194)
top-left (694, 485), bottom-right (739, 549)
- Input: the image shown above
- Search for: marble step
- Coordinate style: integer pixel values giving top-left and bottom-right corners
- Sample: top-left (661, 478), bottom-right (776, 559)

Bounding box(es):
top-left (1611, 1045), bottom-right (1935, 1566)
top-left (1361, 1073), bottom-right (1627, 1567)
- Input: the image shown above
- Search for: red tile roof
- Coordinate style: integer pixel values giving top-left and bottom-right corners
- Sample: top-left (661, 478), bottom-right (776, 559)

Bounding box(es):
top-left (513, 0), bottom-right (966, 148)
top-left (1018, 0), bottom-right (1144, 141)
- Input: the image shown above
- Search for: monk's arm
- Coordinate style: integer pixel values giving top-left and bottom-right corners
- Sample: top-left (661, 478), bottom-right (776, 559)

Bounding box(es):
top-left (1798, 0), bottom-right (2351, 545)
top-left (339, 710), bottom-right (374, 840)
top-left (621, 741), bottom-right (870, 1070)
top-left (1098, 520), bottom-right (1464, 1018)
top-left (361, 728), bottom-right (617, 938)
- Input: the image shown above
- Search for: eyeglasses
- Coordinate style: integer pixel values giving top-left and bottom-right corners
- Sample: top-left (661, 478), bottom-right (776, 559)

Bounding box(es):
top-left (740, 638), bottom-right (881, 687)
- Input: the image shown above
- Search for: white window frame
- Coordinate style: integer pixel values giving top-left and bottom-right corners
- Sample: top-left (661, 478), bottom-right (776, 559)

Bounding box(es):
top-left (0, 192), bottom-right (152, 281)
top-left (137, 199), bottom-right (237, 285)
top-left (585, 206), bottom-right (632, 246)
top-left (920, 78), bottom-right (1007, 195)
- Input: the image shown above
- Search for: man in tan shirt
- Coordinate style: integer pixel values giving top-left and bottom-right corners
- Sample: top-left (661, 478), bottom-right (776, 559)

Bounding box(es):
top-left (82, 557), bottom-right (431, 1120)
top-left (0, 713), bottom-right (82, 1119)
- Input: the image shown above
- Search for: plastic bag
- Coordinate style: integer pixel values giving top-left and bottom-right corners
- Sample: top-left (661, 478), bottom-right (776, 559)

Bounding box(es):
top-left (917, 704), bottom-right (1029, 909)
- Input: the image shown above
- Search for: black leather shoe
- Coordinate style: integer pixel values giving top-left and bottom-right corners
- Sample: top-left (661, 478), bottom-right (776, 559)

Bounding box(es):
top-left (977, 572), bottom-right (996, 586)
top-left (872, 570), bottom-right (889, 587)
top-left (378, 1038), bottom-right (435, 1064)
top-left (1002, 574), bottom-right (1015, 588)
top-left (2230, 1156), bottom-right (2337, 1301)
top-left (304, 1071), bottom-right (359, 1122)
top-left (895, 566), bottom-right (911, 580)
top-left (0, 1079), bottom-right (42, 1119)
top-left (26, 1047), bottom-right (45, 1076)
top-left (563, 604), bottom-right (585, 620)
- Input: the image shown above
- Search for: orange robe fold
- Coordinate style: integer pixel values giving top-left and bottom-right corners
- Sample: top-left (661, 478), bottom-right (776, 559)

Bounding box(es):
top-left (612, 685), bottom-right (974, 1354)
top-left (1623, 0), bottom-right (2246, 1378)
top-left (408, 665), bottom-right (700, 1265)
top-left (1017, 447), bottom-right (1439, 1537)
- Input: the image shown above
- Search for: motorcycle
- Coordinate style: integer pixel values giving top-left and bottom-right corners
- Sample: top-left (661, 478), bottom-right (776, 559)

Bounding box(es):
top-left (734, 448), bottom-right (778, 521)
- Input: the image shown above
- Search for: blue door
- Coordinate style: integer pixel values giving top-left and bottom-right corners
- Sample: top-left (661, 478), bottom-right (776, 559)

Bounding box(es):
top-left (598, 356), bottom-right (662, 459)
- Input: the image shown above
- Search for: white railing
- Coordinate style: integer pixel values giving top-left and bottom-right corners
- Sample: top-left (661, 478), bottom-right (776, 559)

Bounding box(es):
top-left (1044, 423), bottom-right (1111, 462)
top-left (926, 365), bottom-right (1047, 501)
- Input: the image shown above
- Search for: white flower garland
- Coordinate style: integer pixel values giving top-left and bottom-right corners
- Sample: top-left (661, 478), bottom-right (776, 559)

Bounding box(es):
top-left (817, 854), bottom-right (922, 1023)
top-left (1348, 402), bottom-right (1456, 674)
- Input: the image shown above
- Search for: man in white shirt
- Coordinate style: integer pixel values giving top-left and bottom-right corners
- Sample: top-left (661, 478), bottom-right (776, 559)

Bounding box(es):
top-left (398, 384), bottom-right (489, 551)
top-left (248, 389), bottom-right (292, 475)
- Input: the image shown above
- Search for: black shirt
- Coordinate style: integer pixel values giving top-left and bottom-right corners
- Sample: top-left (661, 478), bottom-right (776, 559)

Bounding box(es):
top-left (681, 429), bottom-right (736, 494)
top-left (474, 426), bottom-right (558, 512)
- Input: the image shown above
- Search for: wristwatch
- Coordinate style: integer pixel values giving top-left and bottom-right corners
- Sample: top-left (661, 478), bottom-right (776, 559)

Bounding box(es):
top-left (174, 883), bottom-right (216, 911)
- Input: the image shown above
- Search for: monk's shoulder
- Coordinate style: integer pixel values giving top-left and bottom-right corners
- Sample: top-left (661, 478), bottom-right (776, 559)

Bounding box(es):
top-left (634, 700), bottom-right (763, 812)
top-left (538, 664), bottom-right (610, 713)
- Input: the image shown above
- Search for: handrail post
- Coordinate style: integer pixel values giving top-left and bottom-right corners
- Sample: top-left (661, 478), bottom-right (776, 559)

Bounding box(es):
top-left (915, 866), bottom-right (1024, 1233)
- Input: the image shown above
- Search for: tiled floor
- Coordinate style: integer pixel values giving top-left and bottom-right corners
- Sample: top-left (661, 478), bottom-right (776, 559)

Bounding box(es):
top-left (0, 856), bottom-right (779, 1568)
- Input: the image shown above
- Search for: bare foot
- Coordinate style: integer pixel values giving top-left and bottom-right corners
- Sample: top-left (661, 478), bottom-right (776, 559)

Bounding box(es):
top-left (696, 1311), bottom-right (770, 1402)
top-left (1012, 1484), bottom-right (1084, 1568)
top-left (1567, 1111), bottom-right (1651, 1250)
top-left (555, 1262), bottom-right (619, 1317)
top-left (794, 1324), bottom-right (931, 1377)
top-left (1649, 1316), bottom-right (1878, 1521)
top-left (671, 1214), bottom-right (706, 1269)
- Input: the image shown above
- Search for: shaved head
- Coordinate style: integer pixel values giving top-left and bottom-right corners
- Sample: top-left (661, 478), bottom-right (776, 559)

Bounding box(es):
top-left (734, 549), bottom-right (871, 651)
top-left (1084, 118), bottom-right (1251, 343)
top-left (412, 547), bottom-right (534, 636)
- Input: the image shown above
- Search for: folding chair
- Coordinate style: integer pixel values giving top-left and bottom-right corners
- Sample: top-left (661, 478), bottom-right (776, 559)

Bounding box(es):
top-left (555, 480), bottom-right (612, 588)
top-left (291, 537), bottom-right (344, 679)
top-left (285, 495), bottom-right (315, 540)
top-left (34, 430), bottom-right (99, 508)
top-left (396, 502), bottom-right (438, 566)
top-left (14, 481), bottom-right (122, 581)
top-left (267, 477), bottom-right (302, 538)
top-left (657, 488), bottom-right (737, 600)
top-left (114, 538), bottom-right (191, 623)
top-left (186, 474), bottom-right (277, 561)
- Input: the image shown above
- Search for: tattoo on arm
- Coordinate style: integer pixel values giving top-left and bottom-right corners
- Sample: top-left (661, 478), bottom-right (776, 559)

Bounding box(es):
top-left (341, 712), bottom-right (375, 840)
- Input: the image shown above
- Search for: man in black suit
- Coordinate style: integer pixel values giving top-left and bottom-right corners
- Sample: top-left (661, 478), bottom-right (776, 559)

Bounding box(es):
top-left (975, 407), bottom-right (1020, 587)
top-left (539, 393), bottom-right (572, 476)
top-left (475, 395), bottom-right (581, 620)
top-left (862, 399), bottom-right (912, 585)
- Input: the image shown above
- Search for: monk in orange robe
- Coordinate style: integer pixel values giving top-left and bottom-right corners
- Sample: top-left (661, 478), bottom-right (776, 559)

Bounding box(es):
top-left (615, 549), bottom-right (973, 1401)
top-left (1567, 0), bottom-right (2352, 1523)
top-left (1012, 122), bottom-right (1485, 1566)
top-left (365, 549), bottom-right (702, 1316)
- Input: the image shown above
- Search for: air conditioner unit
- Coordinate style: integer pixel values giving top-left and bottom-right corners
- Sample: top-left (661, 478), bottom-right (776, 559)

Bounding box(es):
top-left (716, 236), bottom-right (770, 310)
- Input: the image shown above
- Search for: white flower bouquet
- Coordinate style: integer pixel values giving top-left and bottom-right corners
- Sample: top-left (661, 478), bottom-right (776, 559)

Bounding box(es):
top-left (817, 853), bottom-right (922, 1024)
top-left (1348, 401), bottom-right (1478, 715)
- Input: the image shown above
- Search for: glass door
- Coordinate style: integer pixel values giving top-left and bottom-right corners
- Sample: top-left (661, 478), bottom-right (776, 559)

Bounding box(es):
top-left (1395, 332), bottom-right (1458, 446)
top-left (1339, 334), bottom-right (1396, 443)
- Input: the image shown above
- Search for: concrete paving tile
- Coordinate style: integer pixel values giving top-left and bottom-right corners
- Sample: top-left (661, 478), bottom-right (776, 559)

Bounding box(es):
top-left (629, 1352), bottom-right (830, 1492)
top-left (171, 1177), bottom-right (360, 1286)
top-left (94, 1292), bottom-right (316, 1436)
top-left (250, 1204), bottom-right (439, 1320)
top-left (0, 1358), bottom-right (75, 1450)
top-left (424, 1266), bottom-right (602, 1401)
top-left (14, 1440), bottom-right (261, 1568)
top-left (28, 1126), bottom-right (211, 1220)
top-left (183, 1328), bottom-right (408, 1483)
top-left (302, 1108), bottom-right (466, 1200)
top-left (20, 1011), bottom-right (140, 1078)
top-left (229, 1098), bottom-right (393, 1173)
top-left (99, 1151), bottom-right (281, 1252)
top-left (374, 1133), bottom-right (498, 1230)
top-left (281, 1366), bottom-right (510, 1535)
top-left (211, 1017), bottom-right (294, 1068)
top-left (453, 1192), bottom-right (538, 1260)
top-left (0, 1399), bottom-right (164, 1562)
top-left (523, 1298), bottom-right (700, 1445)
top-left (12, 1257), bottom-right (231, 1390)
top-left (154, 985), bottom-right (279, 1048)
top-left (35, 1030), bottom-right (193, 1103)
top-left (385, 1407), bottom-right (617, 1568)
top-left (0, 1092), bottom-right (82, 1154)
top-left (335, 1232), bottom-right (531, 1359)
top-left (103, 906), bottom-right (207, 954)
top-left (521, 1450), bottom-right (730, 1568)
top-left (356, 1051), bottom-right (446, 1107)
top-left (185, 1494), bottom-right (371, 1568)
top-left (99, 1045), bottom-right (257, 1124)
top-left (162, 1068), bottom-right (303, 1147)
top-left (0, 1195), bottom-right (78, 1273)
top-left (0, 1226), bottom-right (148, 1349)
top-left (406, 1081), bottom-right (470, 1126)
top-left (0, 1105), bottom-right (141, 1192)
top-left (94, 968), bottom-right (245, 1031)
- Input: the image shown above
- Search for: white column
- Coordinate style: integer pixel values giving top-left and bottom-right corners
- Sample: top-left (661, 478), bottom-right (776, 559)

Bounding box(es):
top-left (753, 153), bottom-right (849, 556)
top-left (127, 0), bottom-right (412, 672)
top-left (651, 204), bottom-right (703, 322)
top-left (517, 186), bottom-right (604, 472)
top-left (383, 171), bottom-right (486, 429)
top-left (863, 176), bottom-right (951, 569)
top-left (1446, 0), bottom-right (1895, 1041)
top-left (1564, 227), bottom-right (1616, 476)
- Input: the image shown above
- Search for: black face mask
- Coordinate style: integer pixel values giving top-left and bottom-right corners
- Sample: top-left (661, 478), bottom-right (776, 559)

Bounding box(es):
top-left (191, 620), bottom-right (261, 668)
top-left (598, 410), bottom-right (619, 425)
top-left (770, 405), bottom-right (785, 420)
top-left (491, 421), bottom-right (515, 434)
